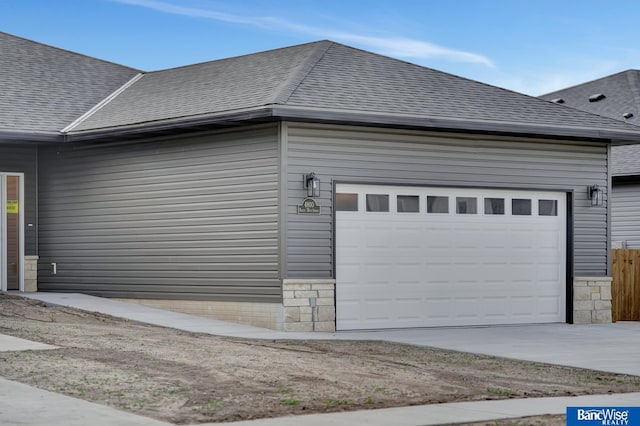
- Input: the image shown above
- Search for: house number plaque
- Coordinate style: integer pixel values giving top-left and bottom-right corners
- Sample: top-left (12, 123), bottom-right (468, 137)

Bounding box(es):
top-left (297, 198), bottom-right (321, 215)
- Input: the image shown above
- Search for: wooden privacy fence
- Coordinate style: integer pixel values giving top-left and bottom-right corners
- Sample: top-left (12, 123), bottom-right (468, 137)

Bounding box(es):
top-left (611, 249), bottom-right (640, 321)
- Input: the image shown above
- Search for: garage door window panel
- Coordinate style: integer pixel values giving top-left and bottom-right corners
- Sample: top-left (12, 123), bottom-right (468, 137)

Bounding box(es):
top-left (397, 195), bottom-right (419, 213)
top-left (512, 199), bottom-right (532, 215)
top-left (484, 198), bottom-right (505, 215)
top-left (336, 193), bottom-right (358, 211)
top-left (427, 196), bottom-right (449, 213)
top-left (366, 194), bottom-right (389, 212)
top-left (456, 197), bottom-right (477, 214)
top-left (539, 200), bottom-right (558, 216)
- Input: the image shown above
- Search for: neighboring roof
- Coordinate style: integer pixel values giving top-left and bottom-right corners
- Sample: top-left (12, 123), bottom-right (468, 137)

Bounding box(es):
top-left (611, 145), bottom-right (640, 176)
top-left (0, 32), bottom-right (139, 140)
top-left (540, 70), bottom-right (640, 177)
top-left (540, 70), bottom-right (640, 126)
top-left (67, 40), bottom-right (640, 142)
top-left (3, 32), bottom-right (640, 144)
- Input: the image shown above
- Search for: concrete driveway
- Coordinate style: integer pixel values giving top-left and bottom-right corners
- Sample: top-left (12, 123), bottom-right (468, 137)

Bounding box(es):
top-left (336, 322), bottom-right (640, 376)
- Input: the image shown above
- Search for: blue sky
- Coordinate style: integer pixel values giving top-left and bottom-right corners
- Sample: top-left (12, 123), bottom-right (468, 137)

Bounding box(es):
top-left (2, 0), bottom-right (639, 95)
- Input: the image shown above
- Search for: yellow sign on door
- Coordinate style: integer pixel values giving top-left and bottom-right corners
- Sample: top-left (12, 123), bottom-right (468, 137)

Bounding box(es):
top-left (6, 200), bottom-right (18, 214)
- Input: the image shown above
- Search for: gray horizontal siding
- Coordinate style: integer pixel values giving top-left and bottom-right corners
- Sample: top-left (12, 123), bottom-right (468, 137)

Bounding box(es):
top-left (38, 125), bottom-right (280, 302)
top-left (285, 123), bottom-right (609, 278)
top-left (611, 182), bottom-right (640, 248)
top-left (0, 143), bottom-right (37, 255)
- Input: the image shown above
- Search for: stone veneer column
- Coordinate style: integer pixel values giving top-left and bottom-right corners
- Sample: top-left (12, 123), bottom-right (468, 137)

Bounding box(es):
top-left (282, 279), bottom-right (336, 332)
top-left (573, 277), bottom-right (612, 324)
top-left (24, 255), bottom-right (39, 292)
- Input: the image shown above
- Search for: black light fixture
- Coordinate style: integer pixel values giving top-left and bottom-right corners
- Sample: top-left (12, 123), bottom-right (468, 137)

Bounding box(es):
top-left (303, 173), bottom-right (320, 198)
top-left (588, 184), bottom-right (604, 206)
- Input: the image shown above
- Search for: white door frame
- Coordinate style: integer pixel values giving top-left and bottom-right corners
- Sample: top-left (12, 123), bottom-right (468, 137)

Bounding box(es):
top-left (0, 173), bottom-right (25, 292)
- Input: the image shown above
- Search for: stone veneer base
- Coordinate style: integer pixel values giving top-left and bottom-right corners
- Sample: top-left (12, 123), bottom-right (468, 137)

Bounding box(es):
top-left (573, 277), bottom-right (612, 324)
top-left (282, 279), bottom-right (336, 332)
top-left (23, 255), bottom-right (39, 292)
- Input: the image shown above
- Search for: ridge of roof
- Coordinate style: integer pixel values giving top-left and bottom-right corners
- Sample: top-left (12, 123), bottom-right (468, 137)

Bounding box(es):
top-left (62, 73), bottom-right (145, 133)
top-left (270, 40), bottom-right (333, 105)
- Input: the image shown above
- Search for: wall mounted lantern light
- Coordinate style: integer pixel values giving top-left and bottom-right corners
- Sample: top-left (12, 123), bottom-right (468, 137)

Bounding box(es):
top-left (588, 184), bottom-right (604, 207)
top-left (303, 173), bottom-right (320, 198)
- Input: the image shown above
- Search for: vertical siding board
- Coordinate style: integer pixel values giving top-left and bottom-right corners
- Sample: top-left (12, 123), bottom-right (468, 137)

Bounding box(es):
top-left (37, 125), bottom-right (281, 301)
top-left (285, 123), bottom-right (608, 278)
top-left (0, 143), bottom-right (37, 255)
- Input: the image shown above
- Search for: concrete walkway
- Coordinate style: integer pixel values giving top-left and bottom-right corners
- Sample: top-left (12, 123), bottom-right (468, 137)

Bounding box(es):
top-left (0, 333), bottom-right (57, 352)
top-left (3, 292), bottom-right (640, 426)
top-left (0, 376), bottom-right (171, 426)
top-left (211, 393), bottom-right (640, 426)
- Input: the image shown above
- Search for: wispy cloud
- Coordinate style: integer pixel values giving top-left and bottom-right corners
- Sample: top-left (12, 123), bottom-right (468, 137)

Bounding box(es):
top-left (112, 0), bottom-right (494, 67)
top-left (488, 59), bottom-right (623, 96)
top-left (329, 33), bottom-right (494, 67)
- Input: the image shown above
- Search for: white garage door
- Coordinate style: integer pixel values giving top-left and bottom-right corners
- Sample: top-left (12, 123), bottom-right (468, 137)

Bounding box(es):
top-left (336, 184), bottom-right (566, 330)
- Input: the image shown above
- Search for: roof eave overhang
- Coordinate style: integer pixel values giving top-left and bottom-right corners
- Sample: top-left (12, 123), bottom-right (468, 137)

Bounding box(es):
top-left (271, 106), bottom-right (640, 144)
top-left (0, 129), bottom-right (63, 143)
top-left (62, 105), bottom-right (640, 144)
top-left (63, 107), bottom-right (278, 142)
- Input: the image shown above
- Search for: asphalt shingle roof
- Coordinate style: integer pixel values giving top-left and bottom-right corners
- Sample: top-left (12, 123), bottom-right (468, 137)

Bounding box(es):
top-left (541, 70), bottom-right (640, 126)
top-left (3, 33), bottom-right (640, 144)
top-left (67, 41), bottom-right (640, 141)
top-left (0, 32), bottom-right (139, 137)
top-left (540, 70), bottom-right (640, 176)
top-left (612, 145), bottom-right (640, 176)
top-left (284, 43), bottom-right (626, 129)
top-left (69, 41), bottom-right (324, 132)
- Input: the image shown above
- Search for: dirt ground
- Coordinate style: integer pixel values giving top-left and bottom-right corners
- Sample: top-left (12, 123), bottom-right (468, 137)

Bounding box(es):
top-left (1, 295), bottom-right (639, 425)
